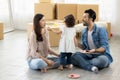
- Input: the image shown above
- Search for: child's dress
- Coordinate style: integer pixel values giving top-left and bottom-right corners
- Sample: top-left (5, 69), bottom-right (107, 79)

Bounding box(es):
top-left (59, 26), bottom-right (76, 53)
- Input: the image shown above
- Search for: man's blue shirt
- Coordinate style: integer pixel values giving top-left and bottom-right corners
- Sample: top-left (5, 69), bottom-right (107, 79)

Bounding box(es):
top-left (80, 24), bottom-right (113, 63)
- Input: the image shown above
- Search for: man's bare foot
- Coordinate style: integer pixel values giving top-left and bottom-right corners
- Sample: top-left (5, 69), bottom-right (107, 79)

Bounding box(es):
top-left (58, 65), bottom-right (63, 71)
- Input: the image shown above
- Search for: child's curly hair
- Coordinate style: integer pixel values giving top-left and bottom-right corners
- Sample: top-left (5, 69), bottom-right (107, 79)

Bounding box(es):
top-left (64, 14), bottom-right (75, 27)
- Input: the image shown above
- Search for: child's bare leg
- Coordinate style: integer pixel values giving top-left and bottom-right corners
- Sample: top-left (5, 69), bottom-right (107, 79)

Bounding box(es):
top-left (66, 64), bottom-right (73, 69)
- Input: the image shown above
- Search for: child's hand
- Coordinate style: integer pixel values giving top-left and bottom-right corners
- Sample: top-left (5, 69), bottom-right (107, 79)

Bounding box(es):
top-left (47, 27), bottom-right (52, 31)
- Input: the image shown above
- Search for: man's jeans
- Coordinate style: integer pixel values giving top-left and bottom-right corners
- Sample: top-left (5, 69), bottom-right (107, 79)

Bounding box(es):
top-left (27, 57), bottom-right (60, 70)
top-left (71, 52), bottom-right (109, 71)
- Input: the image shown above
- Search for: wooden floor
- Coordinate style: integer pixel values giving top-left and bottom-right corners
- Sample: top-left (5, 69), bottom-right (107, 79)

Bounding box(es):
top-left (0, 30), bottom-right (120, 80)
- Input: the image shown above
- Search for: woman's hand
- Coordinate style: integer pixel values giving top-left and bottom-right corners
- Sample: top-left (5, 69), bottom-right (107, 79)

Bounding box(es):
top-left (39, 55), bottom-right (54, 67)
top-left (47, 60), bottom-right (54, 67)
top-left (48, 48), bottom-right (60, 57)
top-left (39, 55), bottom-right (43, 58)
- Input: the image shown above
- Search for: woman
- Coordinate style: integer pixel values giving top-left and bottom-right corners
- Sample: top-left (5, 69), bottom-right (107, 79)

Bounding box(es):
top-left (27, 14), bottom-right (60, 73)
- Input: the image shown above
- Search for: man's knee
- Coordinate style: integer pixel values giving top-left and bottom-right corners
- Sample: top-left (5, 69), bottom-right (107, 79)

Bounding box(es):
top-left (90, 55), bottom-right (109, 68)
top-left (98, 55), bottom-right (108, 63)
top-left (93, 55), bottom-right (108, 68)
top-left (98, 55), bottom-right (109, 67)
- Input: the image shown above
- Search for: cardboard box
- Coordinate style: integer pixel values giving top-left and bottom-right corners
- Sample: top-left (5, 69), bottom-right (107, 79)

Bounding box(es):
top-left (0, 22), bottom-right (3, 40)
top-left (49, 27), bottom-right (61, 46)
top-left (56, 4), bottom-right (77, 20)
top-left (39, 0), bottom-right (53, 3)
top-left (77, 4), bottom-right (99, 23)
top-left (34, 3), bottom-right (55, 20)
top-left (46, 20), bottom-right (64, 27)
top-left (107, 22), bottom-right (111, 39)
top-left (95, 22), bottom-right (111, 39)
top-left (46, 20), bottom-right (63, 46)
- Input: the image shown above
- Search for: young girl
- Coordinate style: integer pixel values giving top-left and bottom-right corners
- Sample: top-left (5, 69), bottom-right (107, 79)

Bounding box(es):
top-left (48, 14), bottom-right (77, 70)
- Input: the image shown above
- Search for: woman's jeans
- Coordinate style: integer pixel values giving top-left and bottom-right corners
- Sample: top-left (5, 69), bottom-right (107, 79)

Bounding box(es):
top-left (27, 57), bottom-right (60, 70)
top-left (71, 52), bottom-right (109, 71)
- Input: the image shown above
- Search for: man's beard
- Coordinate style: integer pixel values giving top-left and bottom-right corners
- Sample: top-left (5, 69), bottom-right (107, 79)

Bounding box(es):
top-left (83, 22), bottom-right (88, 26)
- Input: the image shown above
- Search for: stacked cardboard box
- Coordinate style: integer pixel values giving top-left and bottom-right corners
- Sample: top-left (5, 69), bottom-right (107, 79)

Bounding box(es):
top-left (77, 4), bottom-right (99, 23)
top-left (56, 4), bottom-right (77, 20)
top-left (34, 3), bottom-right (55, 20)
top-left (0, 22), bottom-right (3, 40)
top-left (55, 4), bottom-right (99, 24)
top-left (48, 27), bottom-right (61, 46)
top-left (34, 3), bottom-right (99, 21)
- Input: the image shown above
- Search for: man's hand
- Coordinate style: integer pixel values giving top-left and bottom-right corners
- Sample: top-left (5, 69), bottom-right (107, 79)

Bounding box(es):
top-left (79, 49), bottom-right (95, 54)
top-left (79, 49), bottom-right (87, 53)
top-left (87, 49), bottom-right (95, 53)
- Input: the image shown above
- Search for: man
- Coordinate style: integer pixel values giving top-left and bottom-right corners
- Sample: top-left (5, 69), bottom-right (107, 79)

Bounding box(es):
top-left (72, 9), bottom-right (113, 73)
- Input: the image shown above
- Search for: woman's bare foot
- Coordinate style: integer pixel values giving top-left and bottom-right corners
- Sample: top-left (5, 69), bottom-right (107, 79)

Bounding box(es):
top-left (47, 65), bottom-right (53, 70)
top-left (58, 65), bottom-right (63, 71)
top-left (41, 68), bottom-right (47, 73)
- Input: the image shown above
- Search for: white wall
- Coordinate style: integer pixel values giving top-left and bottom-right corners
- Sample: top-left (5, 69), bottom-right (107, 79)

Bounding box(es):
top-left (13, 0), bottom-right (64, 30)
top-left (99, 0), bottom-right (120, 35)
top-left (115, 0), bottom-right (120, 35)
top-left (11, 0), bottom-right (34, 30)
